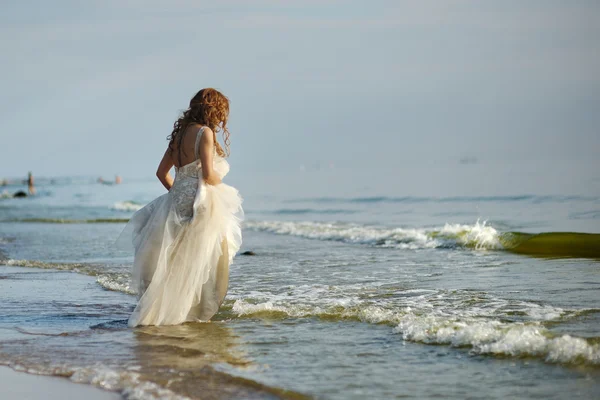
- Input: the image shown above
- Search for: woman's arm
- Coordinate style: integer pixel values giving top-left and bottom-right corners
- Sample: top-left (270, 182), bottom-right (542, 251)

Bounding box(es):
top-left (156, 148), bottom-right (174, 191)
top-left (199, 127), bottom-right (222, 185)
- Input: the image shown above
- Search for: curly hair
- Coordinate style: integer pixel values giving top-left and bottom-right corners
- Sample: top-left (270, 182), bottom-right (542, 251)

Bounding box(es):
top-left (167, 88), bottom-right (230, 164)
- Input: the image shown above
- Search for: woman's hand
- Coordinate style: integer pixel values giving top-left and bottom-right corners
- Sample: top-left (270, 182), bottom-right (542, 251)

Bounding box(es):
top-left (203, 176), bottom-right (222, 186)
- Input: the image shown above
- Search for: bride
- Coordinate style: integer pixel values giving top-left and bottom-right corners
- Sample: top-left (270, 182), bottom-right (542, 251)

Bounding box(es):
top-left (123, 88), bottom-right (243, 327)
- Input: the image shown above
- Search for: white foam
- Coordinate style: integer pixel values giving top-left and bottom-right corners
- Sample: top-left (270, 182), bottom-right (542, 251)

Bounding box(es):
top-left (232, 299), bottom-right (325, 318)
top-left (232, 300), bottom-right (285, 315)
top-left (439, 220), bottom-right (502, 249)
top-left (3, 362), bottom-right (189, 400)
top-left (111, 201), bottom-right (144, 212)
top-left (468, 325), bottom-right (599, 364)
top-left (230, 295), bottom-right (599, 365)
top-left (244, 220), bottom-right (502, 250)
top-left (5, 259), bottom-right (84, 271)
top-left (69, 366), bottom-right (190, 400)
top-left (525, 304), bottom-right (565, 321)
top-left (4, 260), bottom-right (137, 296)
top-left (395, 312), bottom-right (600, 365)
top-left (96, 274), bottom-right (136, 295)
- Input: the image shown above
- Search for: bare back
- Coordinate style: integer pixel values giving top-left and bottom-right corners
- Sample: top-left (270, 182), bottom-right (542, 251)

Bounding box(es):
top-left (171, 124), bottom-right (204, 168)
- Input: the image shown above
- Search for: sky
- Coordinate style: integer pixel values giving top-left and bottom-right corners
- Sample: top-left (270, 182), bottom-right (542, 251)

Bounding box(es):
top-left (1, 0), bottom-right (599, 197)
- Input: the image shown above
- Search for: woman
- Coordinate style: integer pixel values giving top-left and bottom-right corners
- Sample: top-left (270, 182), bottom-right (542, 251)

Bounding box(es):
top-left (123, 88), bottom-right (243, 327)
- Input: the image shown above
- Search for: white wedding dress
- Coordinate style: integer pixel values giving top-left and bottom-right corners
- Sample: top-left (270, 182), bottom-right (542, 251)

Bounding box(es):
top-left (122, 127), bottom-right (243, 327)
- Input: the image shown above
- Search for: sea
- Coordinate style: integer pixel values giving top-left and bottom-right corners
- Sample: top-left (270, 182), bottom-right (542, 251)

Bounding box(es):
top-left (0, 176), bottom-right (599, 399)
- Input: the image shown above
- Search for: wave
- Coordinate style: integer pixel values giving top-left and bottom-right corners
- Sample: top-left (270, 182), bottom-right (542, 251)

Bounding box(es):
top-left (5, 258), bottom-right (599, 366)
top-left (229, 299), bottom-right (600, 366)
top-left (111, 201), bottom-right (144, 212)
top-left (245, 220), bottom-right (600, 258)
top-left (285, 195), bottom-right (600, 204)
top-left (96, 274), bottom-right (136, 295)
top-left (0, 362), bottom-right (190, 400)
top-left (245, 220), bottom-right (502, 250)
top-left (4, 259), bottom-right (136, 295)
top-left (0, 190), bottom-right (14, 199)
top-left (5, 259), bottom-right (106, 272)
top-left (1, 356), bottom-right (309, 400)
top-left (504, 232), bottom-right (600, 259)
top-left (3, 216), bottom-right (598, 258)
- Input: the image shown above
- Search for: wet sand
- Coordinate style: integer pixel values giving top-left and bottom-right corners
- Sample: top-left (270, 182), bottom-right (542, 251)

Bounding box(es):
top-left (1, 366), bottom-right (120, 399)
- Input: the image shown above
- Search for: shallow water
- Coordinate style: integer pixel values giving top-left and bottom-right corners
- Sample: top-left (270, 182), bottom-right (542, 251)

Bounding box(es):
top-left (0, 178), bottom-right (599, 399)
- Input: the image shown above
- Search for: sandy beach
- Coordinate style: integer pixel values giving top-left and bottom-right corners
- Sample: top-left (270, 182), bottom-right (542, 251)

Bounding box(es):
top-left (1, 366), bottom-right (120, 400)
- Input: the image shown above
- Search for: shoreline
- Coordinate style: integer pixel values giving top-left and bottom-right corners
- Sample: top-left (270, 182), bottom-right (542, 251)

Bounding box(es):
top-left (0, 264), bottom-right (307, 400)
top-left (0, 366), bottom-right (121, 400)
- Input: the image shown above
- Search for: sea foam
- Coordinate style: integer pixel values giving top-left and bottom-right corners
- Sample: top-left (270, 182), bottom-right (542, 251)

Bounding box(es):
top-left (231, 300), bottom-right (599, 365)
top-left (244, 219), bottom-right (502, 250)
top-left (230, 288), bottom-right (600, 366)
top-left (4, 362), bottom-right (190, 400)
top-left (111, 201), bottom-right (144, 212)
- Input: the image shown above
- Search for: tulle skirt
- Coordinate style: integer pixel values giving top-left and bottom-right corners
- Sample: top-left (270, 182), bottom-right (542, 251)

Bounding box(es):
top-left (120, 181), bottom-right (243, 327)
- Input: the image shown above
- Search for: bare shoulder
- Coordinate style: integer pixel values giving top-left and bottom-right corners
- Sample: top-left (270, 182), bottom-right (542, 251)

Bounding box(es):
top-left (184, 123), bottom-right (204, 135)
top-left (200, 126), bottom-right (214, 144)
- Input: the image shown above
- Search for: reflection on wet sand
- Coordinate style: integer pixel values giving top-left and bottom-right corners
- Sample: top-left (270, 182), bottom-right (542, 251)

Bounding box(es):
top-left (0, 266), bottom-right (306, 400)
top-left (133, 322), bottom-right (249, 369)
top-left (131, 322), bottom-right (308, 400)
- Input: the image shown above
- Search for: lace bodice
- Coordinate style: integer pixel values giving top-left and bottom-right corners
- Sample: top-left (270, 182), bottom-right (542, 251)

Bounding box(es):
top-left (170, 127), bottom-right (230, 221)
top-left (173, 155), bottom-right (230, 180)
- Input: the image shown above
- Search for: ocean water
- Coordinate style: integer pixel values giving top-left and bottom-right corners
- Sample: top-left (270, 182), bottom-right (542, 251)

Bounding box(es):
top-left (0, 178), bottom-right (599, 399)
